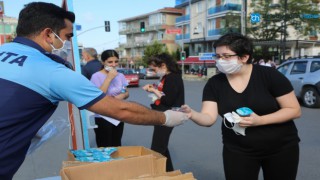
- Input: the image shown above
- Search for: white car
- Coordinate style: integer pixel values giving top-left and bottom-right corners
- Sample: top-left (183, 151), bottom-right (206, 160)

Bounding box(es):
top-left (277, 57), bottom-right (320, 108)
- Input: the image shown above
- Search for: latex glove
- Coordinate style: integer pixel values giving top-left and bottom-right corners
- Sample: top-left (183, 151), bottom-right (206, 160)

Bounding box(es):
top-left (163, 110), bottom-right (189, 127)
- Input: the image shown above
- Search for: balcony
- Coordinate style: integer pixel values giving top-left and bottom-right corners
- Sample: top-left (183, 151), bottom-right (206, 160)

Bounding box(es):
top-left (208, 3), bottom-right (241, 16)
top-left (208, 28), bottom-right (240, 36)
top-left (175, 0), bottom-right (189, 6)
top-left (176, 33), bottom-right (190, 40)
top-left (176, 14), bottom-right (190, 24)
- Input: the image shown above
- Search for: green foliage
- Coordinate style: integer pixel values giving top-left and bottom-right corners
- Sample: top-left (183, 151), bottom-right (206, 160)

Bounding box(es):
top-left (142, 40), bottom-right (166, 64)
top-left (248, 0), bottom-right (320, 40)
top-left (221, 13), bottom-right (241, 35)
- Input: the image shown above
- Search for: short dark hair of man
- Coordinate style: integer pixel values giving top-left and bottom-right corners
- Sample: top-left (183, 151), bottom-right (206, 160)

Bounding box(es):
top-left (16, 2), bottom-right (75, 38)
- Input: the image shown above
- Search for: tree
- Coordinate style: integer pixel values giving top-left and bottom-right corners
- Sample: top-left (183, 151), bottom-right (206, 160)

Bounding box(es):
top-left (142, 40), bottom-right (166, 65)
top-left (247, 0), bottom-right (320, 40)
top-left (221, 13), bottom-right (241, 35)
top-left (247, 0), bottom-right (320, 61)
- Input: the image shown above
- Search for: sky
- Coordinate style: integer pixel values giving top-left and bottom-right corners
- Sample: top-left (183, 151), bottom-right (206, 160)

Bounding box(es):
top-left (3, 0), bottom-right (175, 53)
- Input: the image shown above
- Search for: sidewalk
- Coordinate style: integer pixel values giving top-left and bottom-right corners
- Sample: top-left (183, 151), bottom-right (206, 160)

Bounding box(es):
top-left (182, 74), bottom-right (208, 81)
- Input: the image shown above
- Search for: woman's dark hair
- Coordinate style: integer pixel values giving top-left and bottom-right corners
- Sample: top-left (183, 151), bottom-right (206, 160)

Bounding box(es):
top-left (213, 33), bottom-right (253, 64)
top-left (101, 49), bottom-right (119, 62)
top-left (147, 53), bottom-right (181, 74)
top-left (16, 2), bottom-right (75, 37)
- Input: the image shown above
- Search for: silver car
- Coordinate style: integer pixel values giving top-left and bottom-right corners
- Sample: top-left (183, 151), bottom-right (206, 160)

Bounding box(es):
top-left (277, 57), bottom-right (320, 108)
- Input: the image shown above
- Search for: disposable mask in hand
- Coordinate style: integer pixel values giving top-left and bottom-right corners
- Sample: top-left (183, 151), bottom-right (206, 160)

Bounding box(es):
top-left (223, 112), bottom-right (246, 136)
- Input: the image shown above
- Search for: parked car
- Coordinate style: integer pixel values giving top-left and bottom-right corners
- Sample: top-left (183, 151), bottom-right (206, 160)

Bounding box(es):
top-left (277, 56), bottom-right (320, 108)
top-left (137, 68), bottom-right (160, 79)
top-left (117, 68), bottom-right (140, 87)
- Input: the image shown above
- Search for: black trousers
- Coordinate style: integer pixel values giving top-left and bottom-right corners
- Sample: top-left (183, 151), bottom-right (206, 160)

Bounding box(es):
top-left (151, 125), bottom-right (174, 171)
top-left (94, 117), bottom-right (124, 147)
top-left (223, 144), bottom-right (299, 180)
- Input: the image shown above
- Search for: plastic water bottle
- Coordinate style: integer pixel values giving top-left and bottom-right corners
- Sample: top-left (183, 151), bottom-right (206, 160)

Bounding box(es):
top-left (121, 86), bottom-right (126, 93)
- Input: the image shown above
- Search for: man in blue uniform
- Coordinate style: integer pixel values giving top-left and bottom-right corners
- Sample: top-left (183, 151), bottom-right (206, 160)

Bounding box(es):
top-left (0, 2), bottom-right (188, 179)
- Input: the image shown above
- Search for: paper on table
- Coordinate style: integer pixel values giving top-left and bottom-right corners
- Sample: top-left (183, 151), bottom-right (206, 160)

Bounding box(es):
top-left (99, 115), bottom-right (121, 126)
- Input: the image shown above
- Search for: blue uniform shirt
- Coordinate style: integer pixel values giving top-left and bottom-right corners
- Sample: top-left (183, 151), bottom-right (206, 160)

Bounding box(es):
top-left (0, 37), bottom-right (105, 179)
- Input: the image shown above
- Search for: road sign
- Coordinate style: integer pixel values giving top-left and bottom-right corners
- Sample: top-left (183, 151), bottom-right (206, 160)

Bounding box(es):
top-left (166, 28), bottom-right (182, 34)
top-left (199, 53), bottom-right (215, 57)
top-left (199, 52), bottom-right (215, 61)
top-left (199, 56), bottom-right (214, 60)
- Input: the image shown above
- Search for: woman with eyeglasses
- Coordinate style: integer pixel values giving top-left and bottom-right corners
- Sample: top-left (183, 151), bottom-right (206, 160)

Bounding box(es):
top-left (181, 33), bottom-right (301, 180)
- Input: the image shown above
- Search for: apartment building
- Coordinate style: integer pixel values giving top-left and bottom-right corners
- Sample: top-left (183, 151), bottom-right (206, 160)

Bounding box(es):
top-left (118, 7), bottom-right (183, 67)
top-left (175, 0), bottom-right (242, 69)
top-left (0, 15), bottom-right (18, 45)
top-left (175, 0), bottom-right (320, 65)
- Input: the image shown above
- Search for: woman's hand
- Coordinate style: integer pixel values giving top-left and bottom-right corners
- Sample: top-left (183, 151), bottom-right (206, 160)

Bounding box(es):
top-left (142, 84), bottom-right (155, 93)
top-left (106, 68), bottom-right (118, 81)
top-left (180, 104), bottom-right (193, 119)
top-left (238, 113), bottom-right (262, 127)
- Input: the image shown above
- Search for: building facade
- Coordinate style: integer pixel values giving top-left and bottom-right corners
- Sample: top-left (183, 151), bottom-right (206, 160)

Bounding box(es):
top-left (175, 0), bottom-right (320, 65)
top-left (118, 8), bottom-right (183, 67)
top-left (0, 15), bottom-right (18, 45)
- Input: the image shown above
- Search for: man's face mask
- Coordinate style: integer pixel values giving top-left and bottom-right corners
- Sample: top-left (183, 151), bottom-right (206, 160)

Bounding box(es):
top-left (50, 31), bottom-right (69, 53)
top-left (51, 37), bottom-right (71, 61)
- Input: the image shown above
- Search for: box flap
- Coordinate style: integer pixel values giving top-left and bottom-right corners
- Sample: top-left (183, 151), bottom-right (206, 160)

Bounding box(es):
top-left (61, 155), bottom-right (157, 180)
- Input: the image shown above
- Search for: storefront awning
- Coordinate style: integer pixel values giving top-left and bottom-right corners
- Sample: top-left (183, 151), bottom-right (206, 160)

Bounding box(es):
top-left (177, 56), bottom-right (216, 65)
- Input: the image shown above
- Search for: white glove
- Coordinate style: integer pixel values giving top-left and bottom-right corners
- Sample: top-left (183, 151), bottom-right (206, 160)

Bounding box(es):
top-left (163, 110), bottom-right (189, 127)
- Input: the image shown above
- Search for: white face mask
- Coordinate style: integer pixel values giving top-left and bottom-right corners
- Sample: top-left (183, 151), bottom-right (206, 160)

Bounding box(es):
top-left (52, 40), bottom-right (71, 60)
top-left (104, 65), bottom-right (113, 71)
top-left (223, 112), bottom-right (246, 136)
top-left (216, 59), bottom-right (242, 74)
top-left (50, 31), bottom-right (69, 53)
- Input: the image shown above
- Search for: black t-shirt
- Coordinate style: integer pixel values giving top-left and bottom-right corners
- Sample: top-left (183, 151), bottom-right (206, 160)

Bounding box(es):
top-left (151, 73), bottom-right (185, 112)
top-left (203, 65), bottom-right (300, 156)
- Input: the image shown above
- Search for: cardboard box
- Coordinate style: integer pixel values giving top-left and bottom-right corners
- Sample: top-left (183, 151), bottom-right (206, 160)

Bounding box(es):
top-left (66, 146), bottom-right (166, 174)
top-left (130, 170), bottom-right (196, 180)
top-left (61, 155), bottom-right (160, 180)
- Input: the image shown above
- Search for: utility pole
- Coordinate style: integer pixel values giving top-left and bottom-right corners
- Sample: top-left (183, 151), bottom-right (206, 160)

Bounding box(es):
top-left (241, 0), bottom-right (247, 35)
top-left (282, 0), bottom-right (288, 63)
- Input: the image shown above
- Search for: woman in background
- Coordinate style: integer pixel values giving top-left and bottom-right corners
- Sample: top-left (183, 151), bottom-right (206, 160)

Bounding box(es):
top-left (142, 53), bottom-right (185, 171)
top-left (90, 49), bottom-right (129, 147)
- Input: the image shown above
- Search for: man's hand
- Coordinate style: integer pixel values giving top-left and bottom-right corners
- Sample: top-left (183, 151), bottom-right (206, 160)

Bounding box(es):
top-left (163, 110), bottom-right (189, 127)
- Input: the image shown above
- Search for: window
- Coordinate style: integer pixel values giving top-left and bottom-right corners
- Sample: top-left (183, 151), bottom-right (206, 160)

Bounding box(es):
top-left (290, 61), bottom-right (307, 74)
top-left (311, 61), bottom-right (320, 72)
top-left (278, 62), bottom-right (292, 75)
top-left (196, 1), bottom-right (203, 14)
top-left (208, 0), bottom-right (216, 8)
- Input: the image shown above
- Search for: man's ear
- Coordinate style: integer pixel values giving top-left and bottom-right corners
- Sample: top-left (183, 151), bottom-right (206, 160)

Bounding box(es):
top-left (43, 28), bottom-right (53, 42)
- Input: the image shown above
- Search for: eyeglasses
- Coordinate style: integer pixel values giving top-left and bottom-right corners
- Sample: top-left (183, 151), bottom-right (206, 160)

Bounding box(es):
top-left (214, 54), bottom-right (238, 59)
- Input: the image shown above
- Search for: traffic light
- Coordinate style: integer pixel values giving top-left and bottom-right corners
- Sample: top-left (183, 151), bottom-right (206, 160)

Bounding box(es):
top-left (180, 51), bottom-right (186, 61)
top-left (140, 22), bottom-right (145, 33)
top-left (105, 21), bottom-right (110, 32)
